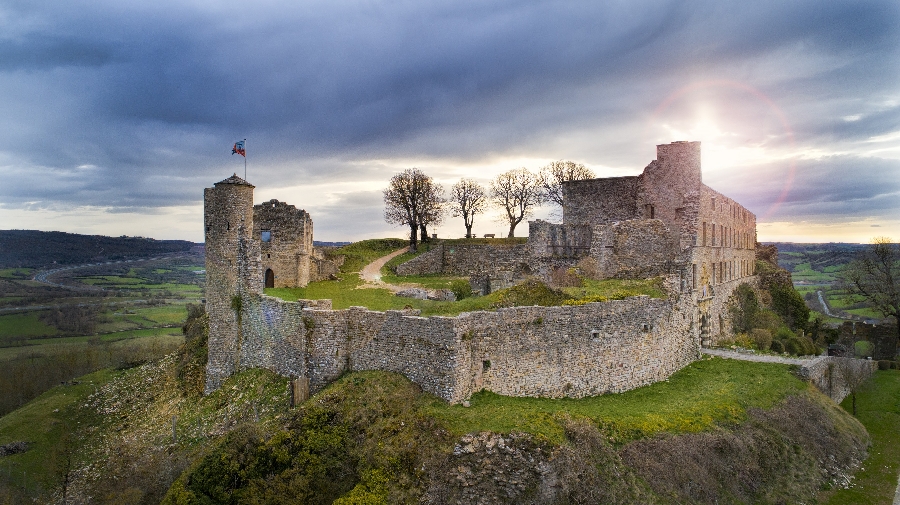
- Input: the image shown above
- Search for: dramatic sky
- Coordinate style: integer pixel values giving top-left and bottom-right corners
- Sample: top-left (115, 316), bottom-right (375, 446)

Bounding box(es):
top-left (1, 0), bottom-right (898, 243)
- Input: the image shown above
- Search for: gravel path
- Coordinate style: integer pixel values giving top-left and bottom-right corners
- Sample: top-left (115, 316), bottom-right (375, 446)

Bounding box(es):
top-left (700, 347), bottom-right (815, 365)
top-left (358, 247), bottom-right (410, 293)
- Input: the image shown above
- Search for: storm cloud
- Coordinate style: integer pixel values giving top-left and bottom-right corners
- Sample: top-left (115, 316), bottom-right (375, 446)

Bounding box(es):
top-left (1, 0), bottom-right (898, 242)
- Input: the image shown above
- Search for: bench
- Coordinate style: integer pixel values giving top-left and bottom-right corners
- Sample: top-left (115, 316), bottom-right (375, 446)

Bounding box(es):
top-left (483, 234), bottom-right (495, 238)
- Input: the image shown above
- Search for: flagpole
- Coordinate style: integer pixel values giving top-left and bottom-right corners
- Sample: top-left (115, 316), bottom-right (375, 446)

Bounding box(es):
top-left (243, 138), bottom-right (247, 180)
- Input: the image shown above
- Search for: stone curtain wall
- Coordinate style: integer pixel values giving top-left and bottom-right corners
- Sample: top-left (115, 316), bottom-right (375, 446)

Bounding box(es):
top-left (227, 290), bottom-right (698, 404)
top-left (800, 356), bottom-right (876, 404)
top-left (395, 243), bottom-right (530, 277)
top-left (528, 221), bottom-right (593, 258)
top-left (455, 296), bottom-right (698, 400)
top-left (694, 276), bottom-right (756, 346)
top-left (394, 244), bottom-right (445, 275)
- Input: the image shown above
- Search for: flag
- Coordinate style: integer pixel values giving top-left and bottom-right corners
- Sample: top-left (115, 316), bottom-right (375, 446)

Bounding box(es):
top-left (232, 140), bottom-right (246, 157)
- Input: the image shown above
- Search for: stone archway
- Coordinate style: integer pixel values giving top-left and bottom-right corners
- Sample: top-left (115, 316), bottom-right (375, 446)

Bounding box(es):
top-left (265, 269), bottom-right (275, 288)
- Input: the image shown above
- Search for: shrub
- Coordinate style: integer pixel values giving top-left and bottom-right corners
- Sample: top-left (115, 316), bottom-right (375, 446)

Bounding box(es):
top-left (877, 360), bottom-right (893, 371)
top-left (729, 283), bottom-right (759, 334)
top-left (449, 279), bottom-right (472, 301)
top-left (770, 340), bottom-right (785, 353)
top-left (723, 333), bottom-right (755, 349)
top-left (782, 338), bottom-right (800, 356)
top-left (492, 279), bottom-right (571, 308)
top-left (549, 267), bottom-right (582, 288)
top-left (769, 283), bottom-right (810, 332)
top-left (750, 329), bottom-right (773, 351)
top-left (754, 309), bottom-right (782, 332)
top-left (774, 327), bottom-right (796, 342)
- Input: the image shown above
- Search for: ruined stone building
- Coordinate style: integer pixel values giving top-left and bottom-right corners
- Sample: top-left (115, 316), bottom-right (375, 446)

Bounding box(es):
top-left (203, 141), bottom-right (759, 403)
top-left (399, 141), bottom-right (758, 346)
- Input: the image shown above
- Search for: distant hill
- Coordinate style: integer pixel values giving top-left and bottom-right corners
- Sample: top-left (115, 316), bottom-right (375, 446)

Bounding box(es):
top-left (0, 230), bottom-right (199, 269)
top-left (762, 242), bottom-right (867, 273)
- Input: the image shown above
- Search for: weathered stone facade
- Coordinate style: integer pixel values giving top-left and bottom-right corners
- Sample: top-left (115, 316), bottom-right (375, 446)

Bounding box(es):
top-left (204, 141), bottom-right (759, 401)
top-left (397, 141), bottom-right (758, 345)
top-left (203, 174), bottom-right (339, 392)
top-left (216, 288), bottom-right (698, 403)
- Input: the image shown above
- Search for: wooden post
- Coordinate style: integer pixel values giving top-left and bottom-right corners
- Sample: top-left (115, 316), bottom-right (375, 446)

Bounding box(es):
top-left (290, 377), bottom-right (310, 407)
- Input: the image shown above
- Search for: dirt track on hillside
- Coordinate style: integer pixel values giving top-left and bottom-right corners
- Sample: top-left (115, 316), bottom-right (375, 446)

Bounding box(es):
top-left (358, 247), bottom-right (409, 293)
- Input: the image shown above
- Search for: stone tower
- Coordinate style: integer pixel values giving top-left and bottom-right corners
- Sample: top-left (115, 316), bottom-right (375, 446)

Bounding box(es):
top-left (253, 199), bottom-right (315, 288)
top-left (203, 174), bottom-right (261, 392)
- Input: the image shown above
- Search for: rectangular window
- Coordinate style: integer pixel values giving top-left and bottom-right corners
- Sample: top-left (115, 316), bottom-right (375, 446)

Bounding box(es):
top-left (712, 224), bottom-right (716, 246)
top-left (692, 263), bottom-right (697, 288)
top-left (261, 230), bottom-right (272, 242)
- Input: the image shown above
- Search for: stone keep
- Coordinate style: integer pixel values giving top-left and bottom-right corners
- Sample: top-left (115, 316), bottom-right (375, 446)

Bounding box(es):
top-left (254, 199), bottom-right (315, 288)
top-left (204, 174), bottom-right (337, 392)
top-left (204, 174), bottom-right (261, 391)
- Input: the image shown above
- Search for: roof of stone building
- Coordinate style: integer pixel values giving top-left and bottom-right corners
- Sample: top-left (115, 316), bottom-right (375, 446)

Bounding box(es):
top-left (214, 173), bottom-right (255, 187)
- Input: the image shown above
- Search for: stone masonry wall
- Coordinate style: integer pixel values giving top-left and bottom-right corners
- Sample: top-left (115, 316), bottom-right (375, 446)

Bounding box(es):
top-left (562, 176), bottom-right (642, 226)
top-left (589, 219), bottom-right (681, 279)
top-left (799, 356), bottom-right (876, 404)
top-left (394, 244), bottom-right (446, 275)
top-left (455, 295), bottom-right (697, 400)
top-left (254, 199), bottom-right (314, 288)
top-left (231, 290), bottom-right (697, 403)
top-left (396, 243), bottom-right (530, 277)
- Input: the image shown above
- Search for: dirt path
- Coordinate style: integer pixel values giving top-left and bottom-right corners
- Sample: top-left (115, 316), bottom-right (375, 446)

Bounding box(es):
top-left (700, 347), bottom-right (815, 365)
top-left (358, 247), bottom-right (410, 293)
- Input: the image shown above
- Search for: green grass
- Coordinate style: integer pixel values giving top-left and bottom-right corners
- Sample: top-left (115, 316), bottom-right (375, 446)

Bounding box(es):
top-left (77, 275), bottom-right (146, 285)
top-left (826, 370), bottom-right (900, 504)
top-left (333, 238), bottom-right (409, 273)
top-left (266, 273), bottom-right (503, 315)
top-left (0, 368), bottom-right (120, 495)
top-left (561, 277), bottom-right (666, 301)
top-left (0, 327), bottom-right (183, 359)
top-left (422, 356), bottom-right (807, 444)
top-left (0, 268), bottom-right (33, 279)
top-left (0, 312), bottom-right (58, 339)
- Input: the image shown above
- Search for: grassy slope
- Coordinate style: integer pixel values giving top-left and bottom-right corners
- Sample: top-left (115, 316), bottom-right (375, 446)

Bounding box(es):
top-left (826, 369), bottom-right (900, 505)
top-left (426, 356), bottom-right (807, 444)
top-left (0, 352), bottom-right (870, 504)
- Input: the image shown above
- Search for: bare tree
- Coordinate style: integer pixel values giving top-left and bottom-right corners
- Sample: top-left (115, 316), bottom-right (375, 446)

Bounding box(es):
top-left (449, 179), bottom-right (487, 238)
top-left (417, 182), bottom-right (445, 243)
top-left (384, 168), bottom-right (441, 252)
top-left (538, 160), bottom-right (595, 208)
top-left (843, 237), bottom-right (900, 343)
top-left (490, 168), bottom-right (543, 238)
top-left (832, 358), bottom-right (874, 416)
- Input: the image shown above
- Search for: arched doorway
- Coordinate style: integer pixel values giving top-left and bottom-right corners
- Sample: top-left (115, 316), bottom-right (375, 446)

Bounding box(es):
top-left (265, 269), bottom-right (275, 288)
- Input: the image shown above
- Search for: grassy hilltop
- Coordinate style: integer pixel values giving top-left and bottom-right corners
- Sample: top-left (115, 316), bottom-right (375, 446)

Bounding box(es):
top-left (1, 239), bottom-right (898, 504)
top-left (0, 321), bottom-right (887, 504)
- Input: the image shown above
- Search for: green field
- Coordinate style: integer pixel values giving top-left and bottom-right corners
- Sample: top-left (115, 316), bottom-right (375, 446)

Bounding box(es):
top-left (826, 369), bottom-right (900, 504)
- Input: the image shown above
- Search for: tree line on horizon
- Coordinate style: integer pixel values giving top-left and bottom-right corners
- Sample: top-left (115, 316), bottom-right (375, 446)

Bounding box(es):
top-left (382, 161), bottom-right (595, 251)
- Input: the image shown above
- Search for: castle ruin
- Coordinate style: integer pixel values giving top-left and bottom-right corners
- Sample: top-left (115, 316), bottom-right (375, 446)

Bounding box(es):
top-left (203, 141), bottom-right (759, 402)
